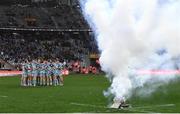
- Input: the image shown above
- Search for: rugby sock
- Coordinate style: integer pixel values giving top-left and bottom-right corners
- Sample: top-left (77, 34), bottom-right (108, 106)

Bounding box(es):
top-left (33, 79), bottom-right (36, 86)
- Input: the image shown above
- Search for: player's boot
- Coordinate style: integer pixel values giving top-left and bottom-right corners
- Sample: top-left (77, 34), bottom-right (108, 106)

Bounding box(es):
top-left (60, 81), bottom-right (64, 86)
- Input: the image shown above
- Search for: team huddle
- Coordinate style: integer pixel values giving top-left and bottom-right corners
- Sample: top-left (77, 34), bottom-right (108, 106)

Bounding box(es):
top-left (21, 59), bottom-right (64, 87)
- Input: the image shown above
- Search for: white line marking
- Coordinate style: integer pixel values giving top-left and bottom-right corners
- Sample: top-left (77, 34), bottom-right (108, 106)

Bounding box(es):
top-left (70, 102), bottom-right (107, 108)
top-left (70, 102), bottom-right (153, 113)
top-left (0, 95), bottom-right (8, 98)
top-left (126, 104), bottom-right (175, 113)
top-left (70, 102), bottom-right (175, 113)
top-left (133, 104), bottom-right (175, 109)
top-left (123, 108), bottom-right (153, 113)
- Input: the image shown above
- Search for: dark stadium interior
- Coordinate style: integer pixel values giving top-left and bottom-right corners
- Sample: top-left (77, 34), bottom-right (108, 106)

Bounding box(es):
top-left (0, 0), bottom-right (88, 29)
top-left (0, 0), bottom-right (99, 69)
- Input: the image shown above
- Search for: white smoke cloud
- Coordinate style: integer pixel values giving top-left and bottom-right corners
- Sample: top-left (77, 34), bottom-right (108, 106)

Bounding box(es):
top-left (80, 0), bottom-right (180, 101)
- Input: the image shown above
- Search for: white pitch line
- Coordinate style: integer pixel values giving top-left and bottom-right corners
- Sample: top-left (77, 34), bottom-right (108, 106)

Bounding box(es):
top-left (123, 108), bottom-right (153, 113)
top-left (70, 102), bottom-right (153, 113)
top-left (133, 104), bottom-right (175, 109)
top-left (0, 95), bottom-right (8, 98)
top-left (70, 102), bottom-right (107, 108)
top-left (126, 104), bottom-right (175, 113)
top-left (70, 102), bottom-right (175, 113)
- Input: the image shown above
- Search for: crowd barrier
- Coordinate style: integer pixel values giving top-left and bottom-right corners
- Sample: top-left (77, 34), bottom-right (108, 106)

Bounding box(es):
top-left (0, 70), bottom-right (69, 77)
top-left (0, 70), bottom-right (22, 77)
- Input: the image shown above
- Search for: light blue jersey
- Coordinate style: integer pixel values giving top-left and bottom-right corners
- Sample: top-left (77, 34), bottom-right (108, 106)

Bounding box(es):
top-left (54, 62), bottom-right (63, 76)
top-left (32, 62), bottom-right (38, 77)
top-left (53, 63), bottom-right (58, 76)
top-left (46, 63), bottom-right (50, 76)
top-left (42, 63), bottom-right (46, 75)
top-left (22, 63), bottom-right (28, 77)
top-left (44, 63), bottom-right (49, 76)
top-left (58, 63), bottom-right (63, 76)
top-left (39, 63), bottom-right (46, 76)
top-left (27, 63), bottom-right (32, 76)
top-left (47, 63), bottom-right (54, 76)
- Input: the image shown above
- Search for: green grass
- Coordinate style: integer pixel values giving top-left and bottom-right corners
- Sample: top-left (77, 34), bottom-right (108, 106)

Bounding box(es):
top-left (0, 74), bottom-right (180, 113)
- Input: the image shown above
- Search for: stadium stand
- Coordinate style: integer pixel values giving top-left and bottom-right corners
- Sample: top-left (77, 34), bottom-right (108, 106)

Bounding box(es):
top-left (0, 0), bottom-right (88, 29)
top-left (0, 0), bottom-right (99, 71)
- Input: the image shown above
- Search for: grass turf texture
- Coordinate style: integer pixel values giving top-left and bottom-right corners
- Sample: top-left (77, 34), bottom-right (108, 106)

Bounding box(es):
top-left (0, 74), bottom-right (180, 113)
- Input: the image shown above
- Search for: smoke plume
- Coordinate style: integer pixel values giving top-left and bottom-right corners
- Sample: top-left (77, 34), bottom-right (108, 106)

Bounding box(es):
top-left (80, 0), bottom-right (180, 101)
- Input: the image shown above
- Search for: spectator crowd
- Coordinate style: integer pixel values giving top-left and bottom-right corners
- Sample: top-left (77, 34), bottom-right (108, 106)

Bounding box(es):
top-left (0, 31), bottom-right (99, 74)
top-left (0, 1), bottom-right (100, 74)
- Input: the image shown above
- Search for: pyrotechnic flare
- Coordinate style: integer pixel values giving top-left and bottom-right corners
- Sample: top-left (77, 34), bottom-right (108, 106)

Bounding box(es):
top-left (81, 0), bottom-right (180, 108)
